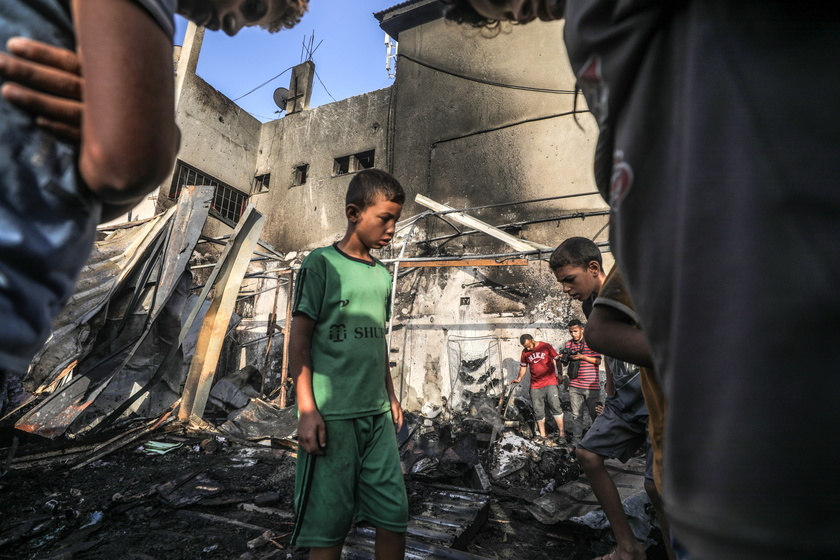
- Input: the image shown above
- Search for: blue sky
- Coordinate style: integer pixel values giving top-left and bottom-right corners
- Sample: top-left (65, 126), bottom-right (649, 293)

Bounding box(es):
top-left (175, 1), bottom-right (400, 122)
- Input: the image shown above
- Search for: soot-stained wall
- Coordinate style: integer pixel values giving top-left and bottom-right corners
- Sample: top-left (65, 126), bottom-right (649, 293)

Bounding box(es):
top-left (248, 88), bottom-right (393, 250)
top-left (156, 7), bottom-right (611, 412)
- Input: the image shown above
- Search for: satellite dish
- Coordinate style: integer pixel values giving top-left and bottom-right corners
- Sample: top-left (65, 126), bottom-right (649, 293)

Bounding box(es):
top-left (273, 87), bottom-right (289, 111)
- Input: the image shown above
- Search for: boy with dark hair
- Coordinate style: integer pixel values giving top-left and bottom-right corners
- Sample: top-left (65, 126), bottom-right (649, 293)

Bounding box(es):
top-left (511, 333), bottom-right (566, 445)
top-left (562, 319), bottom-right (602, 447)
top-left (586, 266), bottom-right (675, 560)
top-left (551, 237), bottom-right (650, 560)
top-left (345, 168), bottom-right (406, 209)
top-left (549, 236), bottom-right (606, 317)
top-left (289, 168), bottom-right (407, 560)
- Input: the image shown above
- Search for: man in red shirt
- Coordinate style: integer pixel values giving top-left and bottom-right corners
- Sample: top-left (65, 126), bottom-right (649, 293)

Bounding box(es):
top-left (511, 334), bottom-right (565, 445)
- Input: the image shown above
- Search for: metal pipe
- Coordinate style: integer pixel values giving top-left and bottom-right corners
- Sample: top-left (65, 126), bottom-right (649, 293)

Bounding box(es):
top-left (428, 191), bottom-right (601, 217)
top-left (419, 210), bottom-right (610, 244)
top-left (261, 271), bottom-right (284, 396)
top-left (279, 269), bottom-right (295, 408)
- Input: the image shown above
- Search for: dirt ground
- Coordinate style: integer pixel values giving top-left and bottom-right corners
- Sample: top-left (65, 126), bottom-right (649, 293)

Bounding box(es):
top-left (0, 426), bottom-right (670, 560)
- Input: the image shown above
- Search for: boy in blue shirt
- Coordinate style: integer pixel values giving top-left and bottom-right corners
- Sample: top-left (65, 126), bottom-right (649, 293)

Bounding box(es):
top-left (289, 169), bottom-right (408, 560)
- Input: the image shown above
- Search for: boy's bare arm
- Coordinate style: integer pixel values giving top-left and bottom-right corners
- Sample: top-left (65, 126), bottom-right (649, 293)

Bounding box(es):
top-left (0, 7), bottom-right (178, 223)
top-left (289, 314), bottom-right (326, 455)
top-left (585, 305), bottom-right (654, 368)
top-left (73, 0), bottom-right (180, 206)
top-left (385, 355), bottom-right (403, 432)
top-left (0, 36), bottom-right (163, 223)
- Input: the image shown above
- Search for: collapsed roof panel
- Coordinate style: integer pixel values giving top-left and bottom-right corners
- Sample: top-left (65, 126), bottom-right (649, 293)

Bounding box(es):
top-left (26, 208), bottom-right (175, 392)
top-left (18, 186), bottom-right (216, 439)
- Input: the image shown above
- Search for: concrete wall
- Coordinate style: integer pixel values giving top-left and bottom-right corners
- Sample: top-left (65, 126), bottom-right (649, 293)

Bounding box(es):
top-left (384, 17), bottom-right (609, 410)
top-left (175, 74), bottom-right (262, 193)
top-left (249, 88), bottom-right (393, 251)
top-left (154, 11), bottom-right (610, 413)
top-left (390, 19), bottom-right (603, 237)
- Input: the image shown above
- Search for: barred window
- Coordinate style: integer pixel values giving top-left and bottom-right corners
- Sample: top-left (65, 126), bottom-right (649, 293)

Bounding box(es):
top-left (169, 161), bottom-right (248, 224)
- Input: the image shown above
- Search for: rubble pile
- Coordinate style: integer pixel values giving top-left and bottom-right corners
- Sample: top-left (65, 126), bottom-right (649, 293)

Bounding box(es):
top-left (394, 402), bottom-right (669, 560)
top-left (1, 396), bottom-right (669, 560)
top-left (0, 194), bottom-right (670, 559)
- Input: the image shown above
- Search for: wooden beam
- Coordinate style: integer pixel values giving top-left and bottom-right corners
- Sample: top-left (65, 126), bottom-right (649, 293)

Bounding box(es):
top-left (398, 258), bottom-right (529, 268)
top-left (415, 194), bottom-right (552, 251)
top-left (178, 205), bottom-right (265, 423)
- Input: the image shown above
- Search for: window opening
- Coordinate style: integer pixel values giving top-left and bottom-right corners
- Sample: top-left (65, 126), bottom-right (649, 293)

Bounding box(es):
top-left (332, 149), bottom-right (376, 177)
top-left (355, 150), bottom-right (375, 170)
top-left (333, 155), bottom-right (351, 176)
top-left (293, 164), bottom-right (309, 186)
top-left (253, 173), bottom-right (271, 194)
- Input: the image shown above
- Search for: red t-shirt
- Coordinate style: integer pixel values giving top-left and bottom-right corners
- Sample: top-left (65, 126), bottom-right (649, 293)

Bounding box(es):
top-left (520, 341), bottom-right (559, 389)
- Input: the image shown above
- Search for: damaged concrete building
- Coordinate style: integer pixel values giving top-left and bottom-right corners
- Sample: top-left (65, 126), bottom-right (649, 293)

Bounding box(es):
top-left (151, 0), bottom-right (610, 414)
top-left (1, 3), bottom-right (670, 560)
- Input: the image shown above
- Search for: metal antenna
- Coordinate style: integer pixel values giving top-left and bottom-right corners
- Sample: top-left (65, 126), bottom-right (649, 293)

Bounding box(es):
top-left (299, 34), bottom-right (306, 64)
top-left (309, 39), bottom-right (323, 60)
top-left (300, 31), bottom-right (320, 63)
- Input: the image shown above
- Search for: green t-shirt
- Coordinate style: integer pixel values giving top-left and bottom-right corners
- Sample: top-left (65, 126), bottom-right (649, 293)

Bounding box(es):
top-left (293, 244), bottom-right (392, 420)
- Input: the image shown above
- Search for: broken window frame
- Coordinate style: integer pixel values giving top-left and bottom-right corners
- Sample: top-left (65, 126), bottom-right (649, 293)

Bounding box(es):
top-left (237, 294), bottom-right (256, 319)
top-left (252, 173), bottom-right (271, 194)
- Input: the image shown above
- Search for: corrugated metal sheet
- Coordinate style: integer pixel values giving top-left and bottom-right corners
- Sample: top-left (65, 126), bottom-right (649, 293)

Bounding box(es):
top-left (26, 212), bottom-right (172, 391)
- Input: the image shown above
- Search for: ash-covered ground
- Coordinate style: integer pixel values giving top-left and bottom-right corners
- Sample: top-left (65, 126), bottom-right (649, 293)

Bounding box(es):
top-left (0, 409), bottom-right (670, 560)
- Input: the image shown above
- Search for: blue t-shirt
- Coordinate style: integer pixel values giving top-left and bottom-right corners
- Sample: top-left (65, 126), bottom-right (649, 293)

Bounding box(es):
top-left (0, 0), bottom-right (175, 371)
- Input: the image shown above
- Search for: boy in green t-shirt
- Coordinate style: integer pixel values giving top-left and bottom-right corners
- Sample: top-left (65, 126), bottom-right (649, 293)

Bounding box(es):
top-left (289, 168), bottom-right (407, 559)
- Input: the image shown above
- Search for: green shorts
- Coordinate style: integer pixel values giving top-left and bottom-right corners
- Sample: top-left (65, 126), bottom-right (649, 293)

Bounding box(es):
top-left (291, 412), bottom-right (408, 548)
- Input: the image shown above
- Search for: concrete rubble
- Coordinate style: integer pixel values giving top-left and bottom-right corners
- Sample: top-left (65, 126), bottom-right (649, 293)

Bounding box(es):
top-left (0, 195), bottom-right (669, 559)
top-left (1, 402), bottom-right (664, 559)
